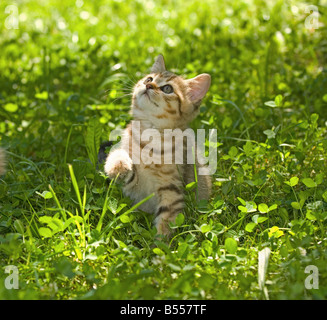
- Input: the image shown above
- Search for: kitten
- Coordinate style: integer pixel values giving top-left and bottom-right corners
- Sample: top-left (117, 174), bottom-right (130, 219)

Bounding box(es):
top-left (0, 148), bottom-right (6, 175)
top-left (104, 55), bottom-right (211, 236)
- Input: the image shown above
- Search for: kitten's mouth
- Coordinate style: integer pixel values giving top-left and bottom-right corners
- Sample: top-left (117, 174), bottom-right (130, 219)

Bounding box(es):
top-left (142, 90), bottom-right (153, 101)
top-left (139, 89), bottom-right (159, 107)
top-left (142, 89), bottom-right (150, 97)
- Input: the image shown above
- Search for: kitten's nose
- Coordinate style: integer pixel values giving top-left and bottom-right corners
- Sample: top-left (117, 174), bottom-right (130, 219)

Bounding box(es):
top-left (146, 83), bottom-right (154, 90)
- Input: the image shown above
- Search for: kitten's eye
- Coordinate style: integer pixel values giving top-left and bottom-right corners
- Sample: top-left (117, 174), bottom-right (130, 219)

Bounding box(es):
top-left (144, 77), bottom-right (153, 84)
top-left (161, 84), bottom-right (173, 94)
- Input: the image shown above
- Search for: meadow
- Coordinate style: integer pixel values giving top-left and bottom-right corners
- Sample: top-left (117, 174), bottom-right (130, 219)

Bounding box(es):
top-left (0, 0), bottom-right (326, 299)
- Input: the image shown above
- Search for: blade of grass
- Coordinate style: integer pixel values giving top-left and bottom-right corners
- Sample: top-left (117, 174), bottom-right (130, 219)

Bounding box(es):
top-left (48, 184), bottom-right (67, 220)
top-left (100, 192), bottom-right (155, 237)
top-left (48, 184), bottom-right (83, 258)
top-left (122, 192), bottom-right (155, 216)
top-left (96, 177), bottom-right (115, 232)
top-left (68, 164), bottom-right (84, 219)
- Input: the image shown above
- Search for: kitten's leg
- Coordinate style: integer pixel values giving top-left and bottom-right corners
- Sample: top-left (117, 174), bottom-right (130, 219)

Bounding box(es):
top-left (184, 163), bottom-right (212, 201)
top-left (196, 173), bottom-right (212, 201)
top-left (104, 149), bottom-right (133, 181)
top-left (153, 183), bottom-right (185, 236)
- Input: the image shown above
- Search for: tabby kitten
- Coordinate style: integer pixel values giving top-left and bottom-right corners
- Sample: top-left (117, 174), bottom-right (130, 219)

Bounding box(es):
top-left (105, 55), bottom-right (211, 236)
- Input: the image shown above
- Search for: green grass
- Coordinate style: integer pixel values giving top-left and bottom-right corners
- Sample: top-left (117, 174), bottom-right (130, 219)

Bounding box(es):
top-left (0, 0), bottom-right (326, 300)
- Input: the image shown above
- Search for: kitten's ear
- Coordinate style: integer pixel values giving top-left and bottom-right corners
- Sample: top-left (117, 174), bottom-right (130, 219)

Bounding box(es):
top-left (186, 73), bottom-right (211, 104)
top-left (151, 54), bottom-right (166, 73)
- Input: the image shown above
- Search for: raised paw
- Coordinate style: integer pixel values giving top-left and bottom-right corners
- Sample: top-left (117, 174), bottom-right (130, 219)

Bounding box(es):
top-left (104, 149), bottom-right (133, 180)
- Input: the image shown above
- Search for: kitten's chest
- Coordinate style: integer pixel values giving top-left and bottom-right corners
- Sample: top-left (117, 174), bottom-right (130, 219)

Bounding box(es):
top-left (128, 126), bottom-right (191, 167)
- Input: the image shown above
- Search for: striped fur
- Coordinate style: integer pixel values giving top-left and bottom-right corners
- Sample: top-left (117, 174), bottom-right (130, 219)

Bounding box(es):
top-left (105, 55), bottom-right (211, 236)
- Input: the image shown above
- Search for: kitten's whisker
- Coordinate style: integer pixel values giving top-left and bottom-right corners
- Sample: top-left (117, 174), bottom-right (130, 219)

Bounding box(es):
top-left (125, 73), bottom-right (138, 86)
top-left (116, 78), bottom-right (135, 87)
top-left (100, 85), bottom-right (133, 98)
top-left (105, 76), bottom-right (135, 91)
top-left (101, 93), bottom-right (132, 102)
top-left (103, 88), bottom-right (132, 94)
top-left (111, 93), bottom-right (133, 104)
top-left (100, 89), bottom-right (131, 101)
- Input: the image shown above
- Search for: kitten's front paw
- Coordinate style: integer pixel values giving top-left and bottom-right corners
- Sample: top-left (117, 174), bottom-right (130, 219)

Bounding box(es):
top-left (154, 213), bottom-right (177, 238)
top-left (104, 149), bottom-right (133, 180)
top-left (156, 221), bottom-right (171, 238)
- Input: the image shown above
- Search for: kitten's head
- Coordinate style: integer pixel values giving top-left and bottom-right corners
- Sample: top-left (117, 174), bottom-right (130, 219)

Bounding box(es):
top-left (132, 55), bottom-right (211, 129)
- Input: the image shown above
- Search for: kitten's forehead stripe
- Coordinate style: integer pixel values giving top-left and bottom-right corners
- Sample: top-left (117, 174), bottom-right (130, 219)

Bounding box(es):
top-left (165, 75), bottom-right (178, 82)
top-left (153, 72), bottom-right (179, 84)
top-left (157, 71), bottom-right (175, 78)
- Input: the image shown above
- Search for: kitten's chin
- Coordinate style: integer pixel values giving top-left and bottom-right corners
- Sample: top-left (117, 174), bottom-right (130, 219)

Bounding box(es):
top-left (136, 92), bottom-right (154, 109)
